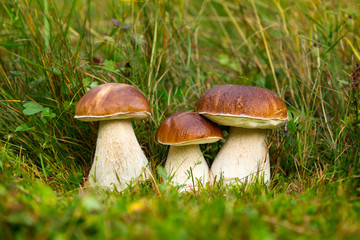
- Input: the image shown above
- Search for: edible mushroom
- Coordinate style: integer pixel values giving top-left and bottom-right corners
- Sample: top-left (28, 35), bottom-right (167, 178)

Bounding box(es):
top-left (75, 83), bottom-right (150, 191)
top-left (156, 111), bottom-right (223, 190)
top-left (197, 85), bottom-right (287, 184)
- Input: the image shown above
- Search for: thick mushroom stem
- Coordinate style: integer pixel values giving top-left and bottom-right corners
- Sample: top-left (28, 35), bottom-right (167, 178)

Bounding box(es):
top-left (210, 127), bottom-right (270, 184)
top-left (165, 145), bottom-right (209, 189)
top-left (88, 119), bottom-right (149, 191)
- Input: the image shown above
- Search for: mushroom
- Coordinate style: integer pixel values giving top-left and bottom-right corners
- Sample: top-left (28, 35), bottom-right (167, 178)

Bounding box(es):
top-left (75, 83), bottom-right (151, 191)
top-left (197, 85), bottom-right (287, 184)
top-left (156, 111), bottom-right (223, 190)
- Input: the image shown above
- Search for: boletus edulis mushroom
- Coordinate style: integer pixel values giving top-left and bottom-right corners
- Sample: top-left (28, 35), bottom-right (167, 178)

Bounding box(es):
top-left (197, 85), bottom-right (287, 184)
top-left (75, 83), bottom-right (150, 191)
top-left (156, 111), bottom-right (223, 191)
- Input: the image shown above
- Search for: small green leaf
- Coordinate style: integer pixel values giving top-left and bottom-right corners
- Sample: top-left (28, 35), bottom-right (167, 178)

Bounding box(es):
top-left (159, 184), bottom-right (167, 191)
top-left (83, 77), bottom-right (91, 86)
top-left (68, 172), bottom-right (83, 184)
top-left (219, 54), bottom-right (230, 66)
top-left (15, 124), bottom-right (35, 132)
top-left (23, 102), bottom-right (43, 115)
top-left (41, 108), bottom-right (56, 118)
top-left (82, 196), bottom-right (102, 212)
top-left (51, 67), bottom-right (61, 75)
top-left (89, 81), bottom-right (99, 89)
top-left (338, 79), bottom-right (350, 85)
top-left (84, 78), bottom-right (99, 91)
top-left (103, 60), bottom-right (117, 71)
top-left (157, 166), bottom-right (168, 179)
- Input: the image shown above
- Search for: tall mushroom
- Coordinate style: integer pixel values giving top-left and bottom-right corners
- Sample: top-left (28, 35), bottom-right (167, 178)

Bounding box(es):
top-left (197, 85), bottom-right (287, 184)
top-left (156, 111), bottom-right (223, 190)
top-left (75, 83), bottom-right (151, 191)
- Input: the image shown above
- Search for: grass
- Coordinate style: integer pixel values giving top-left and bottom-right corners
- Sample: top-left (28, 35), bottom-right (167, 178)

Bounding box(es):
top-left (0, 0), bottom-right (360, 239)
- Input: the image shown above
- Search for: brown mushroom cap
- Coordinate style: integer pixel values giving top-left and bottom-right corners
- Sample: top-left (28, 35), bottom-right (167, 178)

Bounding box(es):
top-left (75, 83), bottom-right (151, 122)
top-left (197, 85), bottom-right (287, 129)
top-left (156, 111), bottom-right (223, 146)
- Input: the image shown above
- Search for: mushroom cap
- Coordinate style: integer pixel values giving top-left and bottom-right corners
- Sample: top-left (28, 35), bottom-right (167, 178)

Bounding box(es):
top-left (75, 83), bottom-right (151, 122)
top-left (197, 85), bottom-right (287, 129)
top-left (156, 111), bottom-right (223, 146)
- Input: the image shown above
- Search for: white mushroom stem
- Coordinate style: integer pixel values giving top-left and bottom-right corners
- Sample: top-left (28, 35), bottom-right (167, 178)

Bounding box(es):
top-left (210, 127), bottom-right (270, 184)
top-left (165, 144), bottom-right (209, 189)
top-left (88, 119), bottom-right (149, 191)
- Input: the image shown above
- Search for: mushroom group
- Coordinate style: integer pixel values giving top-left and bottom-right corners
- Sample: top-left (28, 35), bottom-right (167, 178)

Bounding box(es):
top-left (75, 83), bottom-right (150, 191)
top-left (75, 82), bottom-right (287, 192)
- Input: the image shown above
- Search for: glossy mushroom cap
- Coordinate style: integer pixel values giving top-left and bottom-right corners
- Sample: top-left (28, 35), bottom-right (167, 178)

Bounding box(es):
top-left (156, 111), bottom-right (223, 146)
top-left (75, 83), bottom-right (151, 122)
top-left (197, 85), bottom-right (287, 129)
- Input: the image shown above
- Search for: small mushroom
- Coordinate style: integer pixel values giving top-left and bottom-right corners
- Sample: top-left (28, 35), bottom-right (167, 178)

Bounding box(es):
top-left (156, 111), bottom-right (223, 190)
top-left (75, 83), bottom-right (150, 191)
top-left (197, 85), bottom-right (287, 184)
